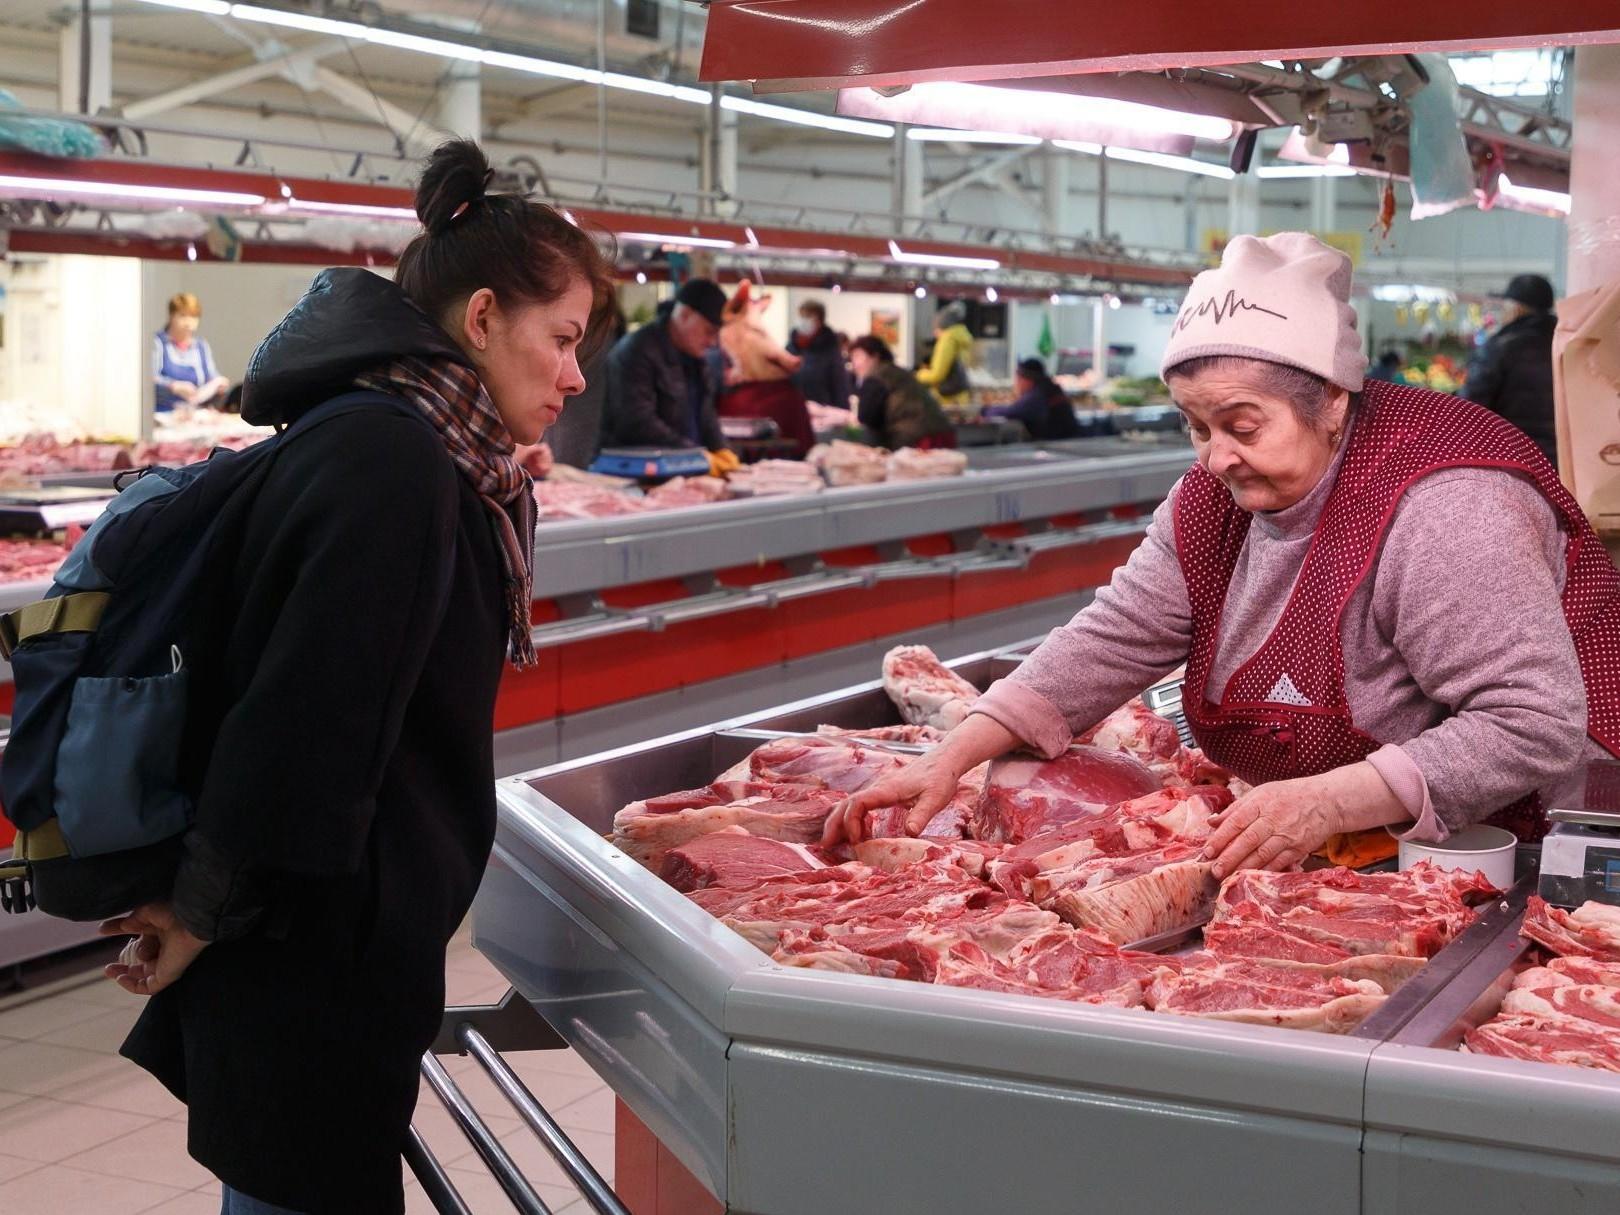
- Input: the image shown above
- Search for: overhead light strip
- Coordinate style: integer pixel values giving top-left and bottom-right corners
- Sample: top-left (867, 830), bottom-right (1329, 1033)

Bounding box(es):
top-left (618, 231), bottom-right (737, 250)
top-left (0, 173), bottom-right (267, 207)
top-left (907, 128), bottom-right (1043, 145)
top-left (887, 239), bottom-right (1000, 271)
top-left (133, 1), bottom-right (876, 129)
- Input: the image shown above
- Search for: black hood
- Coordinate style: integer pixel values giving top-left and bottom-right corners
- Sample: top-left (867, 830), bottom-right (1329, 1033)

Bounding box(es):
top-left (240, 268), bottom-right (472, 427)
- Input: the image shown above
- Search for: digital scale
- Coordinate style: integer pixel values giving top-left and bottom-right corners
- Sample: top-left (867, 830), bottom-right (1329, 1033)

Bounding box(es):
top-left (588, 446), bottom-right (713, 480)
top-left (1540, 761), bottom-right (1620, 908)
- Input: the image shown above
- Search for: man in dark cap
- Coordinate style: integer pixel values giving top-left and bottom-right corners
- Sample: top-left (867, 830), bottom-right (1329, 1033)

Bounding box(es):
top-left (1464, 273), bottom-right (1559, 465)
top-left (603, 278), bottom-right (738, 471)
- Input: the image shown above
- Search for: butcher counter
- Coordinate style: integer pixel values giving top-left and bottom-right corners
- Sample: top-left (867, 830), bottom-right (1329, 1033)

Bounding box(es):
top-left (0, 440), bottom-right (1185, 968)
top-left (469, 648), bottom-right (1620, 1215)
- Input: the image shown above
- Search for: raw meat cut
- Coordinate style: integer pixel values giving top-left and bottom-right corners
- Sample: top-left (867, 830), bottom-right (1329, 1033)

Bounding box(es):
top-left (1045, 856), bottom-right (1217, 946)
top-left (1464, 1014), bottom-right (1620, 1072)
top-left (885, 447), bottom-right (968, 481)
top-left (1521, 897), bottom-right (1620, 963)
top-left (881, 645), bottom-right (980, 732)
top-left (806, 403), bottom-right (856, 429)
top-left (1208, 864), bottom-right (1493, 961)
top-left (845, 836), bottom-right (1001, 878)
top-left (644, 475), bottom-right (730, 509)
top-left (725, 460), bottom-right (824, 497)
top-left (1499, 983), bottom-right (1620, 1030)
top-left (1515, 956), bottom-right (1620, 990)
top-left (533, 479), bottom-right (650, 521)
top-left (808, 439), bottom-right (887, 487)
top-left (973, 745), bottom-right (1161, 843)
top-left (1079, 702), bottom-right (1182, 765)
top-left (716, 734), bottom-right (912, 793)
top-left (611, 783), bottom-right (842, 866)
top-left (1462, 902), bottom-right (1620, 1072)
top-left (659, 827), bottom-right (826, 893)
top-left (0, 538), bottom-right (72, 584)
top-left (1146, 955), bottom-right (1387, 1033)
top-left (816, 723), bottom-right (943, 744)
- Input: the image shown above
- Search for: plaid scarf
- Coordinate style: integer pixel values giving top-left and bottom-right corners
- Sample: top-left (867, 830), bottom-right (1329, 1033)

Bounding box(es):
top-left (356, 357), bottom-right (538, 668)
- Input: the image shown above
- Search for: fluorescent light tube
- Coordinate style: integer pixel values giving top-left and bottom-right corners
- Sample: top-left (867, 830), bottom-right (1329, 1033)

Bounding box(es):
top-left (907, 128), bottom-right (1043, 145)
top-left (722, 96), bottom-right (893, 138)
top-left (887, 239), bottom-right (999, 271)
top-left (1103, 147), bottom-right (1234, 179)
top-left (0, 174), bottom-right (266, 208)
top-left (618, 231), bottom-right (736, 250)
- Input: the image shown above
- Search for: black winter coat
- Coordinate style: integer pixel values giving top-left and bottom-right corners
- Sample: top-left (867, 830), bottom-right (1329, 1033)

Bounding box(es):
top-left (121, 269), bottom-right (508, 1214)
top-left (602, 301), bottom-right (725, 449)
top-left (1463, 311), bottom-right (1558, 464)
top-left (786, 324), bottom-right (852, 408)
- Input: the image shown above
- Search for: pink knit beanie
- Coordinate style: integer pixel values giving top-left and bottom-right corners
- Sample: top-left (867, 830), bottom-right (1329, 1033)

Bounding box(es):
top-left (1160, 232), bottom-right (1365, 393)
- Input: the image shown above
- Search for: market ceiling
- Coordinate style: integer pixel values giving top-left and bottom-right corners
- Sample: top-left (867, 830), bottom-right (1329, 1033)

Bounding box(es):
top-left (700, 1), bottom-right (1620, 92)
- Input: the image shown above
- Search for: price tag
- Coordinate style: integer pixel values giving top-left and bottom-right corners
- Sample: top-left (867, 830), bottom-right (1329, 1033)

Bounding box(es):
top-left (37, 500), bottom-right (110, 529)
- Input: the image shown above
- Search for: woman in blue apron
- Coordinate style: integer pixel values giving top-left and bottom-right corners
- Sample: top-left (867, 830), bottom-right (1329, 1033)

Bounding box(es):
top-left (153, 292), bottom-right (229, 413)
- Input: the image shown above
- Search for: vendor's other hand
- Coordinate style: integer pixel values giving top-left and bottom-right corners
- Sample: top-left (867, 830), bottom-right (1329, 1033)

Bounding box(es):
top-left (707, 449), bottom-right (741, 476)
top-left (822, 752), bottom-right (963, 847)
top-left (100, 901), bottom-right (208, 996)
top-left (172, 382), bottom-right (199, 403)
top-left (1202, 775), bottom-right (1345, 878)
top-left (516, 441), bottom-right (554, 478)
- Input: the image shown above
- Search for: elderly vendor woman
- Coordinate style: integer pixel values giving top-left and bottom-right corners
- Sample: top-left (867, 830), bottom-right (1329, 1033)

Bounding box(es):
top-left (828, 232), bottom-right (1620, 873)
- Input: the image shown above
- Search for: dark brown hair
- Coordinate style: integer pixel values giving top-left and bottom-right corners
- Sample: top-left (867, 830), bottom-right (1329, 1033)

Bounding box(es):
top-left (395, 140), bottom-right (618, 358)
top-left (799, 299), bottom-right (827, 323)
top-left (849, 335), bottom-right (894, 363)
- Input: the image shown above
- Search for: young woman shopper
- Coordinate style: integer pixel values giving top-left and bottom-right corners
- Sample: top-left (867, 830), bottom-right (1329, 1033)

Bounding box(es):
top-left (101, 140), bottom-right (615, 1215)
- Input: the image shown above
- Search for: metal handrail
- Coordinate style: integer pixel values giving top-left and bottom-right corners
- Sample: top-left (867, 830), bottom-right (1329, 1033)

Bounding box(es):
top-left (460, 1025), bottom-right (632, 1215)
top-left (403, 1127), bottom-right (475, 1215)
top-left (419, 1052), bottom-right (556, 1214)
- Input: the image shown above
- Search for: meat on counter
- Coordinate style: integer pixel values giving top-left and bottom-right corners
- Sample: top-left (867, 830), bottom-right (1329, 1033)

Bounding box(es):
top-left (1464, 898), bottom-right (1620, 1072)
top-left (608, 645), bottom-right (1497, 1033)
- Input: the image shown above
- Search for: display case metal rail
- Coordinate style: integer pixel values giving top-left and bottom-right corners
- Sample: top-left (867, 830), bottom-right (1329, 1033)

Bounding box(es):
top-left (468, 648), bottom-right (1620, 1215)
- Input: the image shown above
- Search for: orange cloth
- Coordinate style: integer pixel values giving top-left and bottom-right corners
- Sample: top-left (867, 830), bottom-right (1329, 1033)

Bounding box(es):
top-left (1319, 828), bottom-right (1399, 868)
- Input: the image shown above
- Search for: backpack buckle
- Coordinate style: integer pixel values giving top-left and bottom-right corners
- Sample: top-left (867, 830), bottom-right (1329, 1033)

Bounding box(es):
top-left (0, 860), bottom-right (34, 915)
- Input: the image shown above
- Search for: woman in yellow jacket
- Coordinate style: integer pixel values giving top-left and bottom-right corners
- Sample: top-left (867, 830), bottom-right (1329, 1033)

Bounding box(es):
top-left (915, 301), bottom-right (975, 406)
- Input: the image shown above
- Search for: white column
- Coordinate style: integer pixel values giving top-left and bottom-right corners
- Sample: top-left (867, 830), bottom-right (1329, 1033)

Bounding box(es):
top-left (1043, 145), bottom-right (1070, 237)
top-left (1092, 299), bottom-right (1108, 379)
top-left (1568, 45), bottom-right (1620, 296)
top-left (437, 63), bottom-right (482, 139)
top-left (893, 131), bottom-right (924, 223)
top-left (58, 1), bottom-right (112, 114)
top-left (1226, 172), bottom-right (1261, 238)
top-left (702, 84), bottom-right (739, 207)
top-left (1309, 173), bottom-right (1338, 235)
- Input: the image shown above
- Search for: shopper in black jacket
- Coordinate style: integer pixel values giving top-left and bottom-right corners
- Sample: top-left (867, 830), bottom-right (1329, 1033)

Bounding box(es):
top-left (787, 299), bottom-right (852, 407)
top-left (1464, 273), bottom-right (1559, 465)
top-left (106, 140), bottom-right (615, 1215)
top-left (602, 280), bottom-right (739, 472)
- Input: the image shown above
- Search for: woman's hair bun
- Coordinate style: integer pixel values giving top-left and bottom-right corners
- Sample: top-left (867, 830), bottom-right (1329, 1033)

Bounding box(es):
top-left (416, 139), bottom-right (493, 235)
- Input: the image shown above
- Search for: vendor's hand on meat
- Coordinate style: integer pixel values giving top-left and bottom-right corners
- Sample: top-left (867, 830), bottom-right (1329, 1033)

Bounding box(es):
top-left (100, 901), bottom-right (209, 996)
top-left (1203, 762), bottom-right (1408, 877)
top-left (706, 448), bottom-right (741, 476)
top-left (822, 713), bottom-right (1020, 846)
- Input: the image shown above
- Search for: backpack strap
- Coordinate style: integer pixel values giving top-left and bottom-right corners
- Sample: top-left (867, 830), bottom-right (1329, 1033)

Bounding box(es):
top-left (276, 390), bottom-right (420, 441)
top-left (0, 591), bottom-right (110, 661)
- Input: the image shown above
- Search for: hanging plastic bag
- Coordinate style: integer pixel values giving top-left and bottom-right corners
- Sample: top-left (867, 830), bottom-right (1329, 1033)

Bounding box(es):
top-left (0, 89), bottom-right (104, 159)
top-left (1405, 54), bottom-right (1476, 220)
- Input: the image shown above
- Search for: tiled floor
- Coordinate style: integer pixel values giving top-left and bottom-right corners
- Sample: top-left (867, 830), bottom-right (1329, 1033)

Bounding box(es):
top-left (0, 925), bottom-right (618, 1215)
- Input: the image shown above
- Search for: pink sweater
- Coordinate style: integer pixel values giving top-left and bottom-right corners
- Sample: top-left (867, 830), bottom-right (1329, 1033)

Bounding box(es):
top-left (974, 439), bottom-right (1598, 842)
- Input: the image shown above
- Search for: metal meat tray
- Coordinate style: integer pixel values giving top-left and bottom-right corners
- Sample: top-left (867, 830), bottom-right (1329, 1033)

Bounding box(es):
top-left (476, 649), bottom-right (1378, 1215)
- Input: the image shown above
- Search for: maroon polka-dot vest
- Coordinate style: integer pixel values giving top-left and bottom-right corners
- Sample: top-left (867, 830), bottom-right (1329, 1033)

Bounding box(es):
top-left (1175, 380), bottom-right (1620, 842)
